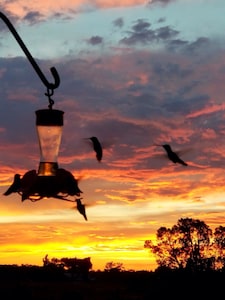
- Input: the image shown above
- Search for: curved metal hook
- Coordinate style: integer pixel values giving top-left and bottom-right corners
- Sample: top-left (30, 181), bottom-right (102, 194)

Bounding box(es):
top-left (0, 11), bottom-right (60, 90)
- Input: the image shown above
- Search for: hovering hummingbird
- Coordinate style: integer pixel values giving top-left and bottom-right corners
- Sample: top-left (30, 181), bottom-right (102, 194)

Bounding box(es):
top-left (88, 136), bottom-right (103, 162)
top-left (76, 198), bottom-right (88, 221)
top-left (3, 173), bottom-right (21, 195)
top-left (157, 144), bottom-right (188, 166)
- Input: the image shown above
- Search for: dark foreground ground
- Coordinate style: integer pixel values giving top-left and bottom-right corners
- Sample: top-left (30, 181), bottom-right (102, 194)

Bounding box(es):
top-left (0, 266), bottom-right (224, 299)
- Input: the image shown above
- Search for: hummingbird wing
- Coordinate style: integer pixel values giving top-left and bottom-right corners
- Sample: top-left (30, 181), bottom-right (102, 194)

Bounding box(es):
top-left (3, 174), bottom-right (21, 195)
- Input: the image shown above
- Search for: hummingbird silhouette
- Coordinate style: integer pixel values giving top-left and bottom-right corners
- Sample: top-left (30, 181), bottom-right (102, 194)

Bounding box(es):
top-left (20, 170), bottom-right (38, 201)
top-left (88, 136), bottom-right (103, 162)
top-left (3, 173), bottom-right (21, 195)
top-left (158, 144), bottom-right (188, 166)
top-left (76, 198), bottom-right (88, 221)
top-left (56, 168), bottom-right (83, 196)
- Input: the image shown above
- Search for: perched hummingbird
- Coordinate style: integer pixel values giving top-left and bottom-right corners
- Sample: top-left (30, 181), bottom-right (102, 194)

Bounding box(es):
top-left (56, 168), bottom-right (82, 196)
top-left (20, 170), bottom-right (38, 201)
top-left (159, 144), bottom-right (188, 166)
top-left (3, 173), bottom-right (21, 195)
top-left (76, 198), bottom-right (88, 221)
top-left (88, 136), bottom-right (103, 162)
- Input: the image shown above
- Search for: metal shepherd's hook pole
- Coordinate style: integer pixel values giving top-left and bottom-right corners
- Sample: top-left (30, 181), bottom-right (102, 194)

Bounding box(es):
top-left (0, 11), bottom-right (60, 93)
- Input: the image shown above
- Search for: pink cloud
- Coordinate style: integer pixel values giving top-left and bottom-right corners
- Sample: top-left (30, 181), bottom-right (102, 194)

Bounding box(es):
top-left (187, 102), bottom-right (225, 119)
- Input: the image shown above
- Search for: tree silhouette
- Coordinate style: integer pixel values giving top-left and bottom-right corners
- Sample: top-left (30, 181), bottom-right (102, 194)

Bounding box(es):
top-left (144, 217), bottom-right (225, 272)
top-left (212, 225), bottom-right (225, 270)
top-left (42, 254), bottom-right (92, 281)
top-left (104, 261), bottom-right (125, 272)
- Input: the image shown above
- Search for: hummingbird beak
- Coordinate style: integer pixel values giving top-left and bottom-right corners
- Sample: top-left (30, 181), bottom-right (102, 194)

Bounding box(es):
top-left (83, 137), bottom-right (92, 142)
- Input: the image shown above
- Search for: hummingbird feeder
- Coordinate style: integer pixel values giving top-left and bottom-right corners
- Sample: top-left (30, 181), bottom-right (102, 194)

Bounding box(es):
top-left (1, 11), bottom-right (82, 203)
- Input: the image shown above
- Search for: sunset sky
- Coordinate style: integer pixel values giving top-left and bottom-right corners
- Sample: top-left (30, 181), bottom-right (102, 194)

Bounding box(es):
top-left (0, 0), bottom-right (224, 271)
